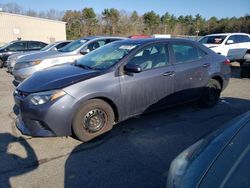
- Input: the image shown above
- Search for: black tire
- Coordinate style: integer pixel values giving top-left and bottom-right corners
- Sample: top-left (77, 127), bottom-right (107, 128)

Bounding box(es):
top-left (240, 64), bottom-right (250, 78)
top-left (72, 99), bottom-right (114, 142)
top-left (0, 59), bottom-right (4, 68)
top-left (200, 79), bottom-right (221, 108)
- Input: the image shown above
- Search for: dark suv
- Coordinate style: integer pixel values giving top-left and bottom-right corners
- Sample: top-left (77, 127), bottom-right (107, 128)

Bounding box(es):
top-left (0, 40), bottom-right (47, 68)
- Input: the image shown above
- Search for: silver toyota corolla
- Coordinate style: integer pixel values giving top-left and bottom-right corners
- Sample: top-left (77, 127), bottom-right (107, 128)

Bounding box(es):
top-left (12, 36), bottom-right (126, 83)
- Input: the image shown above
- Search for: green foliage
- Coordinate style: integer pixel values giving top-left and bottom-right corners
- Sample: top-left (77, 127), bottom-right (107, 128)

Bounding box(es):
top-left (143, 11), bottom-right (161, 34)
top-left (62, 8), bottom-right (250, 39)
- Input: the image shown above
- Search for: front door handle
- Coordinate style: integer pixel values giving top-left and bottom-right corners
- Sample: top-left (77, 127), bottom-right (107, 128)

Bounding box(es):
top-left (163, 71), bottom-right (175, 77)
top-left (203, 63), bottom-right (210, 68)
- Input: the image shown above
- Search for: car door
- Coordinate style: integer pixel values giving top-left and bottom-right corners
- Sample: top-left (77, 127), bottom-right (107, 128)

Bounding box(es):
top-left (119, 43), bottom-right (174, 118)
top-left (234, 35), bottom-right (250, 59)
top-left (224, 35), bottom-right (246, 60)
top-left (169, 42), bottom-right (209, 104)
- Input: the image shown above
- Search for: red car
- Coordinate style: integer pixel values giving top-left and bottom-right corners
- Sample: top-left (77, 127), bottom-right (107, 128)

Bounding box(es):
top-left (128, 35), bottom-right (152, 39)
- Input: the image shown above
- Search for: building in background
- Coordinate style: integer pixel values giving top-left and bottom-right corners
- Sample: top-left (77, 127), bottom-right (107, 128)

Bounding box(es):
top-left (0, 12), bottom-right (66, 45)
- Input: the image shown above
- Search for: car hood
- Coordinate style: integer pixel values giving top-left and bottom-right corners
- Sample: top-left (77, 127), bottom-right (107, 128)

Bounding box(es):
top-left (17, 51), bottom-right (60, 62)
top-left (10, 51), bottom-right (40, 59)
top-left (17, 65), bottom-right (100, 93)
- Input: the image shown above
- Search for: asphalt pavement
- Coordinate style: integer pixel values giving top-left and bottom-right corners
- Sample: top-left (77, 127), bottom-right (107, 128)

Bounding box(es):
top-left (0, 66), bottom-right (250, 188)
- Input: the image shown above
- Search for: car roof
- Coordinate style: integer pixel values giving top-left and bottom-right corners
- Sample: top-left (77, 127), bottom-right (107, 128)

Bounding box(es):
top-left (79, 36), bottom-right (127, 40)
top-left (204, 33), bottom-right (250, 37)
top-left (113, 38), bottom-right (198, 45)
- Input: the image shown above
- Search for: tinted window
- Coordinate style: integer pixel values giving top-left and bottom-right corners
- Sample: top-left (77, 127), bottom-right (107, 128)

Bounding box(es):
top-left (171, 44), bottom-right (203, 63)
top-left (8, 41), bottom-right (27, 51)
top-left (127, 44), bottom-right (169, 71)
top-left (28, 42), bottom-right (46, 50)
top-left (55, 42), bottom-right (70, 50)
top-left (199, 35), bottom-right (227, 44)
top-left (235, 35), bottom-right (250, 43)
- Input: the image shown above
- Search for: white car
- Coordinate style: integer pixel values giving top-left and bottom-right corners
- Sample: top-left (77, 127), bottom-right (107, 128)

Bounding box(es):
top-left (199, 33), bottom-right (250, 63)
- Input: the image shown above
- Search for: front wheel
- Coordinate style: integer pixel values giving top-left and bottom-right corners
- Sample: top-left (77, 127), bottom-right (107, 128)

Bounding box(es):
top-left (200, 79), bottom-right (221, 108)
top-left (72, 99), bottom-right (115, 142)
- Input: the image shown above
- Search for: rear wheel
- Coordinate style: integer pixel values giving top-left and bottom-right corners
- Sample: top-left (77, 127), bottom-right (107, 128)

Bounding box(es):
top-left (0, 59), bottom-right (4, 68)
top-left (200, 79), bottom-right (221, 107)
top-left (240, 61), bottom-right (250, 78)
top-left (72, 99), bottom-right (114, 142)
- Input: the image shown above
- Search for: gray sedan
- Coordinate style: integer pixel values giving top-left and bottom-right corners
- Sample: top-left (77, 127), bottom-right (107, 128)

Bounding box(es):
top-left (13, 36), bottom-right (125, 83)
top-left (14, 38), bottom-right (230, 142)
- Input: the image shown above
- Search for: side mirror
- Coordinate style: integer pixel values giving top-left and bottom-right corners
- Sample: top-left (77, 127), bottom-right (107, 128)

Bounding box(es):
top-left (4, 48), bottom-right (9, 52)
top-left (226, 40), bottom-right (234, 45)
top-left (124, 64), bottom-right (142, 73)
top-left (80, 48), bottom-right (90, 55)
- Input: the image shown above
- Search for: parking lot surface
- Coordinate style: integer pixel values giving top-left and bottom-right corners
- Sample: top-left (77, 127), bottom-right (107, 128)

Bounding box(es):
top-left (0, 66), bottom-right (250, 188)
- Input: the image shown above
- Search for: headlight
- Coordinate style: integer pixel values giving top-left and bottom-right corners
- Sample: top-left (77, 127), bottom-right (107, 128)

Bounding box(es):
top-left (167, 140), bottom-right (204, 188)
top-left (27, 90), bottom-right (66, 105)
top-left (15, 60), bottom-right (42, 70)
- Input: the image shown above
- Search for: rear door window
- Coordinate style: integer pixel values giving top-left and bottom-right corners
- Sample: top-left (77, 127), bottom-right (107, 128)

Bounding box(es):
top-left (28, 42), bottom-right (46, 50)
top-left (171, 44), bottom-right (203, 64)
top-left (8, 41), bottom-right (27, 51)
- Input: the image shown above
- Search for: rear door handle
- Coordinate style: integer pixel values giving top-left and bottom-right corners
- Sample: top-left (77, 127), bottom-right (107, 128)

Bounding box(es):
top-left (203, 63), bottom-right (210, 68)
top-left (163, 71), bottom-right (175, 77)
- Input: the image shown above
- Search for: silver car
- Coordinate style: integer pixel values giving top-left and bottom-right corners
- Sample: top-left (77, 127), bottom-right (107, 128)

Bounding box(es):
top-left (13, 36), bottom-right (126, 83)
top-left (6, 41), bottom-right (71, 73)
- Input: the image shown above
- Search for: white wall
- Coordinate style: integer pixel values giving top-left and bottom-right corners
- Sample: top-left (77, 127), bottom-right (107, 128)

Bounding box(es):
top-left (0, 12), bottom-right (66, 44)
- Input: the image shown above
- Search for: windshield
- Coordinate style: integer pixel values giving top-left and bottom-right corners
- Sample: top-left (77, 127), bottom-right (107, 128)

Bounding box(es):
top-left (59, 39), bottom-right (87, 52)
top-left (76, 42), bottom-right (138, 70)
top-left (199, 35), bottom-right (227, 44)
top-left (0, 42), bottom-right (12, 50)
top-left (40, 43), bottom-right (56, 51)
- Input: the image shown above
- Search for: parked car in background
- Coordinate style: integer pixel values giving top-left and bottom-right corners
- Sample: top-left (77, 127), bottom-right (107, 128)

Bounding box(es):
top-left (14, 38), bottom-right (230, 142)
top-left (241, 53), bottom-right (250, 78)
top-left (167, 111), bottom-right (250, 188)
top-left (13, 36), bottom-right (126, 83)
top-left (6, 40), bottom-right (71, 73)
top-left (199, 33), bottom-right (250, 64)
top-left (128, 35), bottom-right (152, 39)
top-left (0, 40), bottom-right (47, 68)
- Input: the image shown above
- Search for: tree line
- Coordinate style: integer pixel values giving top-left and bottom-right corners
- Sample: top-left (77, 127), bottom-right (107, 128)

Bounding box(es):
top-left (62, 8), bottom-right (250, 39)
top-left (1, 3), bottom-right (249, 39)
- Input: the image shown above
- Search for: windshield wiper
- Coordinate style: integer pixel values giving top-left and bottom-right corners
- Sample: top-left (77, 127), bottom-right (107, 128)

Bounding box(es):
top-left (75, 64), bottom-right (93, 70)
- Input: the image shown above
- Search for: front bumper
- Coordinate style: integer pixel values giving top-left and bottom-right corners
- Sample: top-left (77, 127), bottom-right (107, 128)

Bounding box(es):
top-left (14, 91), bottom-right (77, 137)
top-left (16, 115), bottom-right (55, 137)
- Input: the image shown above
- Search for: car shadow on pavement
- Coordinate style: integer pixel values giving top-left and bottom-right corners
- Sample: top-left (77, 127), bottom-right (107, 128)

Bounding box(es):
top-left (64, 97), bottom-right (250, 188)
top-left (0, 133), bottom-right (38, 188)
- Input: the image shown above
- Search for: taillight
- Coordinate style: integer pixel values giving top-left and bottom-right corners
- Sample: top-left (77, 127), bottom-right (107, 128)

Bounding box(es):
top-left (224, 59), bottom-right (230, 65)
